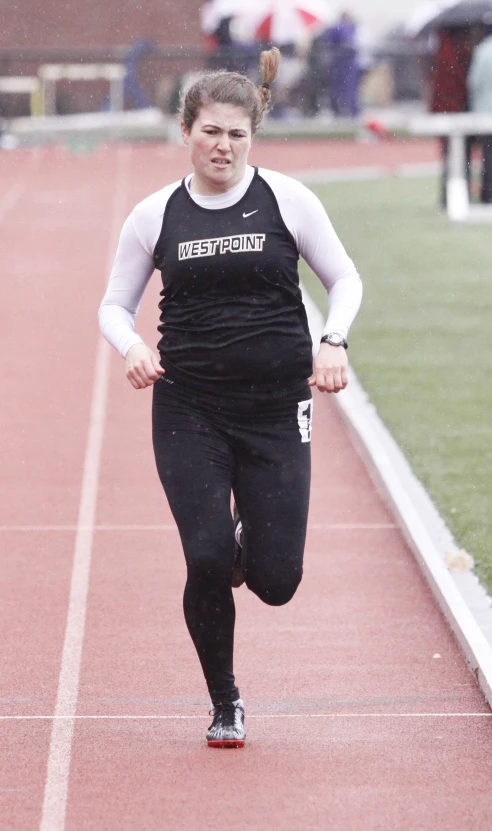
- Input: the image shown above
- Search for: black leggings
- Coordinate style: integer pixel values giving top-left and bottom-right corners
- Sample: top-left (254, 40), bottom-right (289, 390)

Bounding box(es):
top-left (152, 377), bottom-right (312, 705)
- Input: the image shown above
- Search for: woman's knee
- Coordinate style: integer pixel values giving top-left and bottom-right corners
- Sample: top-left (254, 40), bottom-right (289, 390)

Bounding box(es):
top-left (246, 570), bottom-right (303, 606)
top-left (183, 530), bottom-right (233, 585)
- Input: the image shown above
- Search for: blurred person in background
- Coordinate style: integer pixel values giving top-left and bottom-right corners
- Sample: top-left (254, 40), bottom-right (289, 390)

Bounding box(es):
top-left (200, 0), bottom-right (236, 71)
top-left (468, 21), bottom-right (492, 203)
top-left (99, 47), bottom-right (362, 749)
top-left (325, 11), bottom-right (361, 117)
top-left (429, 26), bottom-right (474, 208)
top-left (123, 39), bottom-right (154, 110)
top-left (303, 30), bottom-right (332, 115)
top-left (200, 0), bottom-right (259, 74)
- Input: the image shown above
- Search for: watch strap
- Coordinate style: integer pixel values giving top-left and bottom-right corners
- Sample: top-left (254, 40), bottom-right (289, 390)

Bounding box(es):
top-left (320, 334), bottom-right (348, 349)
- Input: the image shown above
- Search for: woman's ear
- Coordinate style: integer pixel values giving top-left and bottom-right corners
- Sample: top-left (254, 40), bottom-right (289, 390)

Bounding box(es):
top-left (181, 122), bottom-right (189, 146)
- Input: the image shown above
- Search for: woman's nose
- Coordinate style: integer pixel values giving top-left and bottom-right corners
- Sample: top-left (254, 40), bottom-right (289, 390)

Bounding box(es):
top-left (216, 134), bottom-right (231, 152)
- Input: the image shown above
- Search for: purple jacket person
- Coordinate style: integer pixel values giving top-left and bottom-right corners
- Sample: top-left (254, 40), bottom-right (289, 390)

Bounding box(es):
top-left (325, 12), bottom-right (360, 117)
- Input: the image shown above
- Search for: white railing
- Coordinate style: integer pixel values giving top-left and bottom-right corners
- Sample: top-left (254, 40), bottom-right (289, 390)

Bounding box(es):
top-left (0, 75), bottom-right (41, 115)
top-left (409, 113), bottom-right (492, 222)
top-left (38, 63), bottom-right (125, 115)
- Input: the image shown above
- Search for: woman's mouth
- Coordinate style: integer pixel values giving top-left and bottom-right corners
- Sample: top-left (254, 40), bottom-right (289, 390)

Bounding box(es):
top-left (211, 158), bottom-right (230, 167)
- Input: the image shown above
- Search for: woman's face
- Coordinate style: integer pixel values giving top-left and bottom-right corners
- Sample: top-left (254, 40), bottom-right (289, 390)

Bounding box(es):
top-left (182, 101), bottom-right (253, 195)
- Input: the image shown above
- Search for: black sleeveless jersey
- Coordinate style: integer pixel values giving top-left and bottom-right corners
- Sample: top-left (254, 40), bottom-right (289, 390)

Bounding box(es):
top-left (152, 169), bottom-right (313, 393)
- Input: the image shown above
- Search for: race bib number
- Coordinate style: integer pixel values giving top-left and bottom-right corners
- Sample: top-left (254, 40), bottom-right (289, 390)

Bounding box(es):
top-left (297, 399), bottom-right (313, 443)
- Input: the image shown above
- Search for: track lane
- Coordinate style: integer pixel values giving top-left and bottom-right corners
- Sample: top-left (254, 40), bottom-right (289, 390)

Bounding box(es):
top-left (0, 145), bottom-right (131, 830)
top-left (2, 141), bottom-right (491, 831)
top-left (63, 716), bottom-right (492, 831)
top-left (67, 144), bottom-right (490, 830)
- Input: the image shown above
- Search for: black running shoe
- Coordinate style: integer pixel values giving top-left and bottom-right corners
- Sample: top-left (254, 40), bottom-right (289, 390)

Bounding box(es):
top-left (232, 503), bottom-right (244, 588)
top-left (207, 700), bottom-right (245, 748)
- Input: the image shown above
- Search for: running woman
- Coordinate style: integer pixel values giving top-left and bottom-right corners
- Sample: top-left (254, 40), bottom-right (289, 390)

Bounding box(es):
top-left (99, 48), bottom-right (362, 748)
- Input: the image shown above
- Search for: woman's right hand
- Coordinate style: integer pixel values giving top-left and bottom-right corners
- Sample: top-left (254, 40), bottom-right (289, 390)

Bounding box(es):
top-left (125, 343), bottom-right (165, 389)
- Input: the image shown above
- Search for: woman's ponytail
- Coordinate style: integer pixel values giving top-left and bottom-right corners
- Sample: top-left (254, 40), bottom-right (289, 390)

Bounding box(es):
top-left (258, 47), bottom-right (281, 116)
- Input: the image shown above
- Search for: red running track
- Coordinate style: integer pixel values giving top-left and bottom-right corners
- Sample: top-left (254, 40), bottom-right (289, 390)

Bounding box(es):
top-left (1, 140), bottom-right (492, 831)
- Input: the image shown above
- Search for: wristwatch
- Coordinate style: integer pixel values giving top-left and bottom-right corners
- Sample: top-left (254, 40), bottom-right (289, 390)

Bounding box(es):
top-left (320, 332), bottom-right (348, 349)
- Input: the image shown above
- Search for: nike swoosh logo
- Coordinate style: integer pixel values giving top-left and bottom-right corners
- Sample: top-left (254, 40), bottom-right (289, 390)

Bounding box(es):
top-left (243, 210), bottom-right (258, 218)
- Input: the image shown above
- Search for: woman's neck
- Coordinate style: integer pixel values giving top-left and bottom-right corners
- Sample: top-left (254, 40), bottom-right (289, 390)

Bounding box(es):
top-left (189, 167), bottom-right (249, 197)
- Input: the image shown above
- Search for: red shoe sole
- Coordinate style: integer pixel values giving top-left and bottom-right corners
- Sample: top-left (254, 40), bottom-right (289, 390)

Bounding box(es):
top-left (207, 739), bottom-right (245, 748)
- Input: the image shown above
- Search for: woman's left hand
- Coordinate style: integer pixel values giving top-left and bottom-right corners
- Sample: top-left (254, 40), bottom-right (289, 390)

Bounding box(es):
top-left (308, 343), bottom-right (348, 393)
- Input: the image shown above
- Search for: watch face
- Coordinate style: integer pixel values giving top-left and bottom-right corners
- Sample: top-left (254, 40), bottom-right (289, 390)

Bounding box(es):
top-left (327, 333), bottom-right (342, 345)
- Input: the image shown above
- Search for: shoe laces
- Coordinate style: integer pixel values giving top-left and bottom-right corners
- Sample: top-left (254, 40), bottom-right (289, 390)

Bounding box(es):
top-left (209, 701), bottom-right (238, 727)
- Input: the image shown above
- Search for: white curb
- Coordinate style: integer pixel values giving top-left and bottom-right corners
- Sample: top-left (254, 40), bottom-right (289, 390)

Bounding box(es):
top-left (301, 283), bottom-right (492, 708)
top-left (291, 162), bottom-right (440, 186)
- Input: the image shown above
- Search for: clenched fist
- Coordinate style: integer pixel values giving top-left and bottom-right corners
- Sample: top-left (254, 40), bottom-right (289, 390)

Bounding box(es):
top-left (308, 342), bottom-right (348, 394)
top-left (125, 343), bottom-right (165, 389)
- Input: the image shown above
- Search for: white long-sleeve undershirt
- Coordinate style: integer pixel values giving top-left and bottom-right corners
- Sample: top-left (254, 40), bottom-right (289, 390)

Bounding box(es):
top-left (99, 166), bottom-right (362, 357)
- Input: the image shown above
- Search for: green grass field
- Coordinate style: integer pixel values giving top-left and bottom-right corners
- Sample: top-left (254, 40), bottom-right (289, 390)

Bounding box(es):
top-left (301, 176), bottom-right (492, 593)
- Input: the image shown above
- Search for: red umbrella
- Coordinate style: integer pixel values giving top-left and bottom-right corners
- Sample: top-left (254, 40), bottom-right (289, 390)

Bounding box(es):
top-left (253, 0), bottom-right (332, 45)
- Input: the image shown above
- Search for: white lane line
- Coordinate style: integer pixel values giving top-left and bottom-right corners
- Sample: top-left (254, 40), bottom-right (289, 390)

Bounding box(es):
top-left (0, 525), bottom-right (178, 532)
top-left (39, 144), bottom-right (131, 831)
top-left (3, 713), bottom-right (492, 720)
top-left (0, 523), bottom-right (396, 531)
top-left (0, 149), bottom-right (42, 223)
top-left (309, 523), bottom-right (396, 530)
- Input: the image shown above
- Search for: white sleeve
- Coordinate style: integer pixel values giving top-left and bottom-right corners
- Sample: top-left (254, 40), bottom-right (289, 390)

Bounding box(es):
top-left (259, 169), bottom-right (363, 339)
top-left (98, 183), bottom-right (179, 358)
